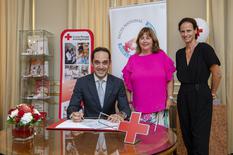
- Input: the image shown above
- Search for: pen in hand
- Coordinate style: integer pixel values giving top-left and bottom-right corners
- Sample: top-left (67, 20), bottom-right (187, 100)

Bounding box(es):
top-left (71, 110), bottom-right (84, 122)
top-left (79, 109), bottom-right (84, 120)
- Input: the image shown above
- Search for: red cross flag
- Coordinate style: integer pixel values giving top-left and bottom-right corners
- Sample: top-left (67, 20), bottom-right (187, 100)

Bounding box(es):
top-left (118, 112), bottom-right (150, 144)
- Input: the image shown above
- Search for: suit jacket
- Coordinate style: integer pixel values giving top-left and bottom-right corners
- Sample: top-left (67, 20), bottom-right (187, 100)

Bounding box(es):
top-left (67, 73), bottom-right (131, 119)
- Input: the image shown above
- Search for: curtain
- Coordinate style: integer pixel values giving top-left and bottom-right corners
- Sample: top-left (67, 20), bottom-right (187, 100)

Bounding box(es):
top-left (0, 0), bottom-right (32, 130)
top-left (209, 0), bottom-right (233, 153)
top-left (226, 1), bottom-right (233, 153)
top-left (0, 0), bottom-right (7, 131)
top-left (67, 0), bottom-right (111, 47)
top-left (67, 0), bottom-right (154, 48)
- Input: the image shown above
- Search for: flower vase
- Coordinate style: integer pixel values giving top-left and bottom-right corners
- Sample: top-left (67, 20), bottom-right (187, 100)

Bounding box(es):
top-left (12, 138), bottom-right (34, 154)
top-left (12, 125), bottom-right (34, 141)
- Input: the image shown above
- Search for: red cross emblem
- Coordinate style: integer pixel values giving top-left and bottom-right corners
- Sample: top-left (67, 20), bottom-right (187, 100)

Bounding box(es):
top-left (118, 112), bottom-right (150, 144)
top-left (65, 33), bottom-right (72, 40)
top-left (196, 28), bottom-right (203, 37)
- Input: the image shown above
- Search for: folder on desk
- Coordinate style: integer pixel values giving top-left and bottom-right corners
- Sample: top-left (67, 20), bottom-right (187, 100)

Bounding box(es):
top-left (46, 119), bottom-right (119, 131)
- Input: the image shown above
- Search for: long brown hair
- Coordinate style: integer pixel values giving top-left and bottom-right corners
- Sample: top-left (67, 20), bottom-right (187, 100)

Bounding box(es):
top-left (136, 27), bottom-right (160, 54)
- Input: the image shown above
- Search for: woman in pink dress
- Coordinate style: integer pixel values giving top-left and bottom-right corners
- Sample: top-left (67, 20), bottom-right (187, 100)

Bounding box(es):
top-left (122, 27), bottom-right (176, 127)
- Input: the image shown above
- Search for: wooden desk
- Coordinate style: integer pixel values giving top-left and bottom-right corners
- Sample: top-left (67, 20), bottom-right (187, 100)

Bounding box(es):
top-left (0, 122), bottom-right (177, 155)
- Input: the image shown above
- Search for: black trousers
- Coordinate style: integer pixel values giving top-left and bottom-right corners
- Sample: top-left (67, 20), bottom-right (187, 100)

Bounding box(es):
top-left (177, 84), bottom-right (213, 155)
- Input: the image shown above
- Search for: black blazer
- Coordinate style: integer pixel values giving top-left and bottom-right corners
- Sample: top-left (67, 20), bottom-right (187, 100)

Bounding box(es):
top-left (67, 73), bottom-right (131, 119)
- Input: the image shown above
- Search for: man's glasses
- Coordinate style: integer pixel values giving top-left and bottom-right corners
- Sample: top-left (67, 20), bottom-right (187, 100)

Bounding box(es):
top-left (97, 112), bottom-right (119, 129)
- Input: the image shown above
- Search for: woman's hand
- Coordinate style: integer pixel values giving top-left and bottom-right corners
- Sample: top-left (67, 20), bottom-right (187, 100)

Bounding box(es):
top-left (129, 102), bottom-right (135, 111)
top-left (107, 114), bottom-right (124, 123)
top-left (166, 97), bottom-right (174, 109)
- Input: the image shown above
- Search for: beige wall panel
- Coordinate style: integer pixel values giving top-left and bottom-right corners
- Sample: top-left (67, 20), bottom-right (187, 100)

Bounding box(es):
top-left (35, 0), bottom-right (67, 118)
top-left (167, 0), bottom-right (206, 60)
top-left (35, 0), bottom-right (67, 82)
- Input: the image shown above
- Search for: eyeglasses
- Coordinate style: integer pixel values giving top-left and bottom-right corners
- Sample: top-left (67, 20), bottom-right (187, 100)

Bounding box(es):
top-left (97, 112), bottom-right (119, 129)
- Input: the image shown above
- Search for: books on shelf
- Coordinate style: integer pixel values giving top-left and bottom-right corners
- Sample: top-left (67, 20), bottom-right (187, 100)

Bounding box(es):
top-left (30, 59), bottom-right (44, 76)
top-left (23, 59), bottom-right (49, 77)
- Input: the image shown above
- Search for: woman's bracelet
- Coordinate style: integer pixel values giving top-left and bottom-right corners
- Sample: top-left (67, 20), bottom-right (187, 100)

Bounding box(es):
top-left (168, 96), bottom-right (174, 102)
top-left (212, 93), bottom-right (217, 99)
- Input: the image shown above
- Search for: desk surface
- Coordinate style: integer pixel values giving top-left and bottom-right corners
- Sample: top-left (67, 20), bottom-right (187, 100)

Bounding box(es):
top-left (0, 121), bottom-right (177, 155)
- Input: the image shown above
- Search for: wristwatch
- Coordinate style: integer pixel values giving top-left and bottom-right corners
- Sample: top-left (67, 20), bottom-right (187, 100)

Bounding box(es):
top-left (168, 96), bottom-right (174, 102)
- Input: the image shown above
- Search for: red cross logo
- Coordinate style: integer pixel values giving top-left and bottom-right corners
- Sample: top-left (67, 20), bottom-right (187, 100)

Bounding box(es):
top-left (118, 112), bottom-right (150, 144)
top-left (196, 28), bottom-right (203, 37)
top-left (65, 33), bottom-right (72, 40)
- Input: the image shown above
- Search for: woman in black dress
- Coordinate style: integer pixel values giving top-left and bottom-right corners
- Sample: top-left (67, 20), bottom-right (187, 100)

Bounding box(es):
top-left (176, 17), bottom-right (221, 155)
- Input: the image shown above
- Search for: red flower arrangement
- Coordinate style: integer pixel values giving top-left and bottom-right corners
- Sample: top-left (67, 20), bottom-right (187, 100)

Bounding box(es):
top-left (7, 103), bottom-right (43, 127)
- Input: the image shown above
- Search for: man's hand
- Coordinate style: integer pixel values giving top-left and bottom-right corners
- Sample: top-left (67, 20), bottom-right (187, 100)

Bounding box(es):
top-left (70, 111), bottom-right (84, 122)
top-left (107, 114), bottom-right (124, 123)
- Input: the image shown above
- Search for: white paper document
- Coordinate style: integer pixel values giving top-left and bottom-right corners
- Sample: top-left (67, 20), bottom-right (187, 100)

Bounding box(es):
top-left (56, 119), bottom-right (119, 130)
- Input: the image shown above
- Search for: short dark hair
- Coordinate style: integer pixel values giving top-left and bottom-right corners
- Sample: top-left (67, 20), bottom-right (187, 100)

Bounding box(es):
top-left (91, 47), bottom-right (111, 62)
top-left (178, 17), bottom-right (199, 39)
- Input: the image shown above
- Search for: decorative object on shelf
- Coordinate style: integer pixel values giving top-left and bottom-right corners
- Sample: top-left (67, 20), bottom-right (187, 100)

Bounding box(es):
top-left (27, 35), bottom-right (49, 55)
top-left (30, 58), bottom-right (44, 77)
top-left (7, 103), bottom-right (43, 141)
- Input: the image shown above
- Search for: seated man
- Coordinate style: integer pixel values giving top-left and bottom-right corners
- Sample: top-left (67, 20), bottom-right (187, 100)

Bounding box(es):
top-left (67, 47), bottom-right (131, 122)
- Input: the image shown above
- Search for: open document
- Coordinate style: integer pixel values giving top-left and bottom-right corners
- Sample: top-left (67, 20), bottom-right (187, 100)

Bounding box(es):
top-left (54, 119), bottom-right (119, 131)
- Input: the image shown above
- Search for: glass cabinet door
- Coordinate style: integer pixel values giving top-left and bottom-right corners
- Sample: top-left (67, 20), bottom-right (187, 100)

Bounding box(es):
top-left (19, 30), bottom-right (55, 120)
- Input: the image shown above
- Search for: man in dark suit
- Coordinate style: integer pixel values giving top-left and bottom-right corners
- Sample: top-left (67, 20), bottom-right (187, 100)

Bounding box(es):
top-left (67, 47), bottom-right (131, 122)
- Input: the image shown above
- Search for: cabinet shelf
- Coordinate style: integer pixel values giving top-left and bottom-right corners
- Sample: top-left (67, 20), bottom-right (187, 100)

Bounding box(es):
top-left (20, 53), bottom-right (53, 57)
top-left (22, 96), bottom-right (52, 100)
top-left (19, 30), bottom-right (55, 119)
top-left (22, 75), bottom-right (49, 79)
